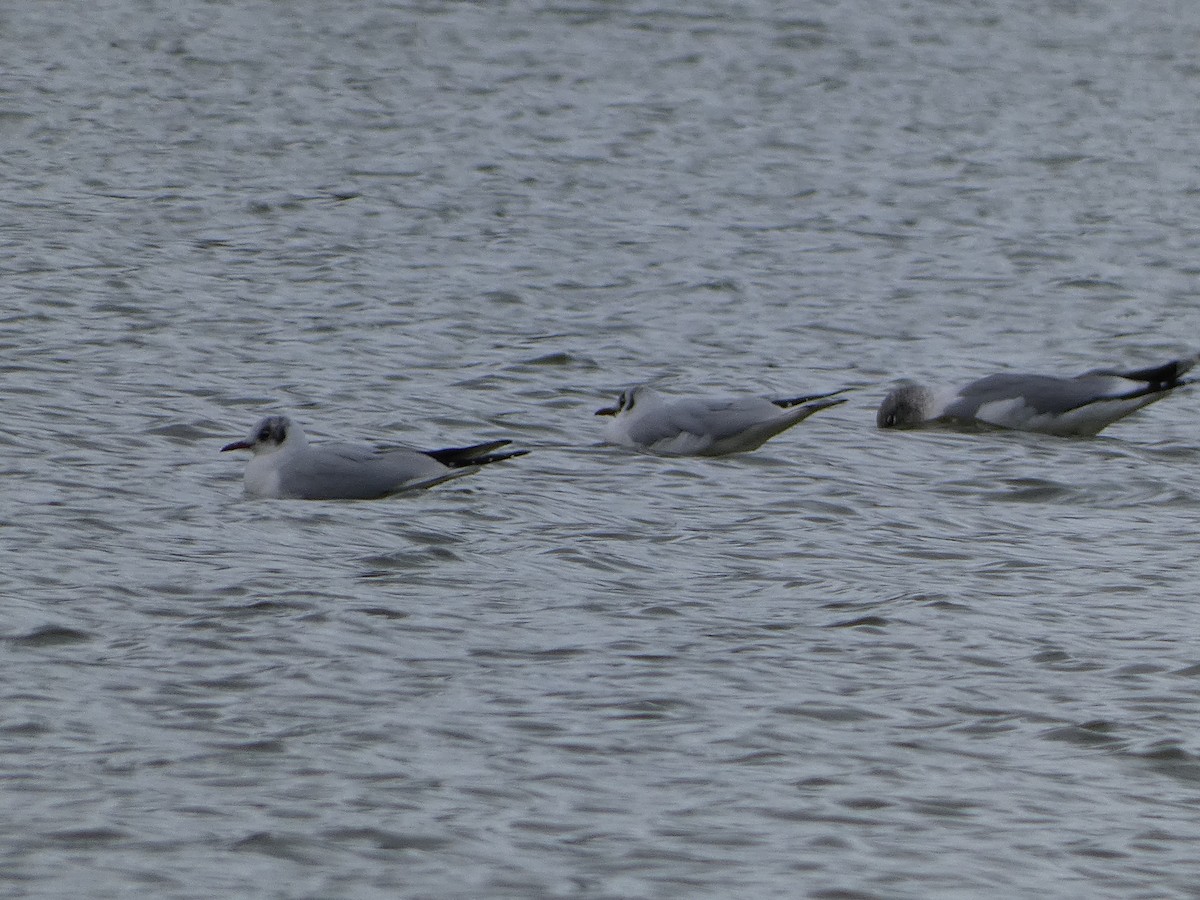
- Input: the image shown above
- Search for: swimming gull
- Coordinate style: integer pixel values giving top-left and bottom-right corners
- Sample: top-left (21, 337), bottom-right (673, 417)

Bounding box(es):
top-left (595, 385), bottom-right (848, 456)
top-left (877, 355), bottom-right (1195, 436)
top-left (221, 415), bottom-right (527, 499)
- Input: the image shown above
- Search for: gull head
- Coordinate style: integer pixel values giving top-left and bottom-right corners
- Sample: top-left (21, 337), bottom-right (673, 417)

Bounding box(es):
top-left (221, 415), bottom-right (299, 455)
top-left (595, 385), bottom-right (653, 417)
top-left (877, 384), bottom-right (933, 429)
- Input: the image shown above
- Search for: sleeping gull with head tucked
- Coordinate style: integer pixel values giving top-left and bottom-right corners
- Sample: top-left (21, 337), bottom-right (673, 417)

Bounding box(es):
top-left (877, 355), bottom-right (1195, 436)
top-left (595, 385), bottom-right (848, 456)
top-left (221, 415), bottom-right (527, 499)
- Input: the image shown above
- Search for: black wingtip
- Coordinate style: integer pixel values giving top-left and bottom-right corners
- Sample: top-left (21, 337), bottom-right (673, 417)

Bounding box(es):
top-left (1094, 355), bottom-right (1198, 390)
top-left (772, 387), bottom-right (850, 409)
top-left (424, 440), bottom-right (529, 468)
top-left (469, 449), bottom-right (530, 467)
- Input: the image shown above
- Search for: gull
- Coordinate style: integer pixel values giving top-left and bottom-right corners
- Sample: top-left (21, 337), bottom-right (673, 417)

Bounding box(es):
top-left (877, 355), bottom-right (1195, 436)
top-left (221, 415), bottom-right (527, 499)
top-left (595, 385), bottom-right (848, 456)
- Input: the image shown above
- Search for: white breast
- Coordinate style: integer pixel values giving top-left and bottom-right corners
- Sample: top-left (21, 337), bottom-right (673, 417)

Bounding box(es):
top-left (242, 456), bottom-right (286, 498)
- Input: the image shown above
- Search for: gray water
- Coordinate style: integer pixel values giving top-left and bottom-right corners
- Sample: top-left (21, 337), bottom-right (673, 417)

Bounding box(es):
top-left (5, 1), bottom-right (1200, 897)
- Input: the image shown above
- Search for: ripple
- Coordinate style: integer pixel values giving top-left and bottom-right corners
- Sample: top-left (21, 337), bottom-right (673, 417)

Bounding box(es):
top-left (7, 1), bottom-right (1200, 898)
top-left (8, 626), bottom-right (94, 647)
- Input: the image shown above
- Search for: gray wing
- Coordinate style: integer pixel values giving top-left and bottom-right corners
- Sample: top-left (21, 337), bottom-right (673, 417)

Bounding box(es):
top-left (281, 444), bottom-right (457, 500)
top-left (628, 397), bottom-right (781, 445)
top-left (324, 442), bottom-right (389, 462)
top-left (946, 374), bottom-right (1116, 418)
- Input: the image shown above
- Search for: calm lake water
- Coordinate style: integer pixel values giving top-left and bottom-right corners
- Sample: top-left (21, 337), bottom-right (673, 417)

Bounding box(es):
top-left (5, 1), bottom-right (1200, 897)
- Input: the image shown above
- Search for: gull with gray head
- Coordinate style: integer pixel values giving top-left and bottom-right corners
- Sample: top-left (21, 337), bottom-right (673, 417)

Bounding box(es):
top-left (221, 415), bottom-right (527, 499)
top-left (877, 354), bottom-right (1195, 436)
top-left (595, 384), bottom-right (848, 456)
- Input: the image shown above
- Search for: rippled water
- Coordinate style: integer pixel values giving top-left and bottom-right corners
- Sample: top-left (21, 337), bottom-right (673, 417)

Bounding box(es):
top-left (6, 1), bottom-right (1200, 897)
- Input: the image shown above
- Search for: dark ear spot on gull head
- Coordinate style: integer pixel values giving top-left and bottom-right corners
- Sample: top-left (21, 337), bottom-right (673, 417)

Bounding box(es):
top-left (254, 415), bottom-right (290, 446)
top-left (877, 384), bottom-right (931, 429)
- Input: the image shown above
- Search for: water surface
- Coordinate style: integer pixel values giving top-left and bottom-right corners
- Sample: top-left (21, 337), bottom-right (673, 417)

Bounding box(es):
top-left (5, 1), bottom-right (1200, 897)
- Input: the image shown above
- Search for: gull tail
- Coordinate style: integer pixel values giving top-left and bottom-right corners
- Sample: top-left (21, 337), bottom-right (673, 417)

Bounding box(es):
top-left (772, 387), bottom-right (850, 409)
top-left (424, 440), bottom-right (529, 469)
